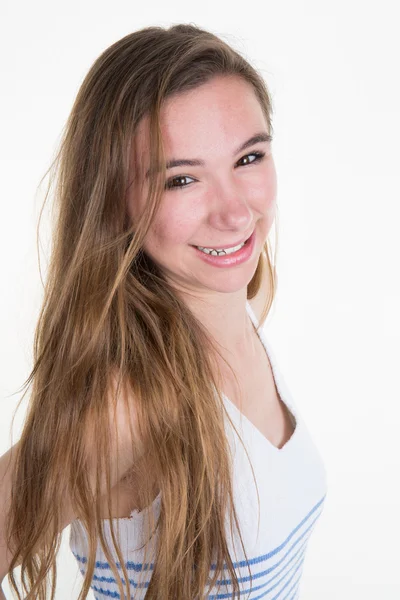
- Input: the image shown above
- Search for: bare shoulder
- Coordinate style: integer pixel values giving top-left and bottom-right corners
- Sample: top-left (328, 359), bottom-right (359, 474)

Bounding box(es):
top-left (86, 367), bottom-right (145, 481)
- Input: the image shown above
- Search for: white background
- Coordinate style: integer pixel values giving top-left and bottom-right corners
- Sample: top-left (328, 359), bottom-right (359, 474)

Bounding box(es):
top-left (1, 1), bottom-right (399, 598)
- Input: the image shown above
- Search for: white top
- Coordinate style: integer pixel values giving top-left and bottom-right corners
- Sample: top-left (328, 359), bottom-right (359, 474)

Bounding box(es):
top-left (69, 300), bottom-right (328, 599)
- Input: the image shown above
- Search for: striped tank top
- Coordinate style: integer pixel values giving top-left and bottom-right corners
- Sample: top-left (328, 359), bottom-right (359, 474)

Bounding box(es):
top-left (69, 300), bottom-right (328, 598)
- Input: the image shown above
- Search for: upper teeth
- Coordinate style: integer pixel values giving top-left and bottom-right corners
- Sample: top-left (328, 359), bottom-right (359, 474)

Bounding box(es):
top-left (196, 241), bottom-right (245, 256)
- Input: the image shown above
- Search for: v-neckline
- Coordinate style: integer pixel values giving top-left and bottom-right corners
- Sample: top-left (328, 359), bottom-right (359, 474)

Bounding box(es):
top-left (221, 301), bottom-right (298, 454)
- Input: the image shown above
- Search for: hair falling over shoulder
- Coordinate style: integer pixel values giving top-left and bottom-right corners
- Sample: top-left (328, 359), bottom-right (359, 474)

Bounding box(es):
top-left (5, 23), bottom-right (277, 600)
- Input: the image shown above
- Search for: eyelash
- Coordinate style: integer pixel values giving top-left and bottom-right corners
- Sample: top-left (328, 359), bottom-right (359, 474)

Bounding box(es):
top-left (164, 150), bottom-right (266, 191)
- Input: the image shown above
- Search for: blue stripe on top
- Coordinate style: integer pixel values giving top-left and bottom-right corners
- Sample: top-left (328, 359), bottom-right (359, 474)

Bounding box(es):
top-left (71, 493), bottom-right (326, 599)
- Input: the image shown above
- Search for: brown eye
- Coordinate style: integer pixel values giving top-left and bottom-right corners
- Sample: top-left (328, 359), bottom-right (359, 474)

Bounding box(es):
top-left (165, 175), bottom-right (196, 190)
top-left (236, 151), bottom-right (266, 167)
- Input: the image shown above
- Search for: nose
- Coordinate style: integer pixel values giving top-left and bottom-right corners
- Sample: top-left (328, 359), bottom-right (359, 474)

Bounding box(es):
top-left (207, 176), bottom-right (253, 232)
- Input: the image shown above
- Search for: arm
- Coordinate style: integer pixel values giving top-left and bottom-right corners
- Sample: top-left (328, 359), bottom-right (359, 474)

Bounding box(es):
top-left (0, 443), bottom-right (19, 586)
top-left (0, 371), bottom-right (142, 587)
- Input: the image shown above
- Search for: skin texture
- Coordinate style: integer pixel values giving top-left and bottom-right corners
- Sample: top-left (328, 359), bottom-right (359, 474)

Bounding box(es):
top-left (127, 75), bottom-right (277, 357)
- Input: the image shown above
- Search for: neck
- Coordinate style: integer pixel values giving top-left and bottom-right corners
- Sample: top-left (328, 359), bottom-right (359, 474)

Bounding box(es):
top-left (180, 291), bottom-right (257, 362)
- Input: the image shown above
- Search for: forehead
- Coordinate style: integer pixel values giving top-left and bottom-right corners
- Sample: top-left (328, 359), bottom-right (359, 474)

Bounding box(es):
top-left (133, 76), bottom-right (267, 168)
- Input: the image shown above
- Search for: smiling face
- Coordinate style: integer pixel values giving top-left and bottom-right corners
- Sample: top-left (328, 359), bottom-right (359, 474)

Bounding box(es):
top-left (127, 75), bottom-right (277, 300)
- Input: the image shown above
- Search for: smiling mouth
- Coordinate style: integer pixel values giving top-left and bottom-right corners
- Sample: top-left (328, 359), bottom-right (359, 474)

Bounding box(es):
top-left (191, 231), bottom-right (255, 258)
top-left (191, 230), bottom-right (254, 252)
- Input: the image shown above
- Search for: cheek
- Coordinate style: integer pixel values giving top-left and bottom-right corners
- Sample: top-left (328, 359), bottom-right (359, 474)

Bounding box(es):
top-left (251, 179), bottom-right (276, 213)
top-left (260, 160), bottom-right (277, 208)
top-left (148, 209), bottom-right (197, 248)
top-left (249, 162), bottom-right (277, 231)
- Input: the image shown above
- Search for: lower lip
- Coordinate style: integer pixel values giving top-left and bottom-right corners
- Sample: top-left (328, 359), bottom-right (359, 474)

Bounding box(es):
top-left (191, 230), bottom-right (256, 268)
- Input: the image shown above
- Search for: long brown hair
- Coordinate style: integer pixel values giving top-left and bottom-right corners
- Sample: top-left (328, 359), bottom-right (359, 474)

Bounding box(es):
top-left (5, 23), bottom-right (277, 599)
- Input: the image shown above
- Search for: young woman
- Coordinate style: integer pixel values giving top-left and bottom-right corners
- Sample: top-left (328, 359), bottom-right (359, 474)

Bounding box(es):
top-left (0, 23), bottom-right (328, 600)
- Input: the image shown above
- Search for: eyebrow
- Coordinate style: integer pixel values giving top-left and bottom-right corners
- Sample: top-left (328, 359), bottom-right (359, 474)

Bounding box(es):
top-left (145, 131), bottom-right (272, 179)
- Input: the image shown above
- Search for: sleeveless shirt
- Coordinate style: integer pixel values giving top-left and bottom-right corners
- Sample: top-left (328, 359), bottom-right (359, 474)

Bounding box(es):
top-left (69, 300), bottom-right (328, 599)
